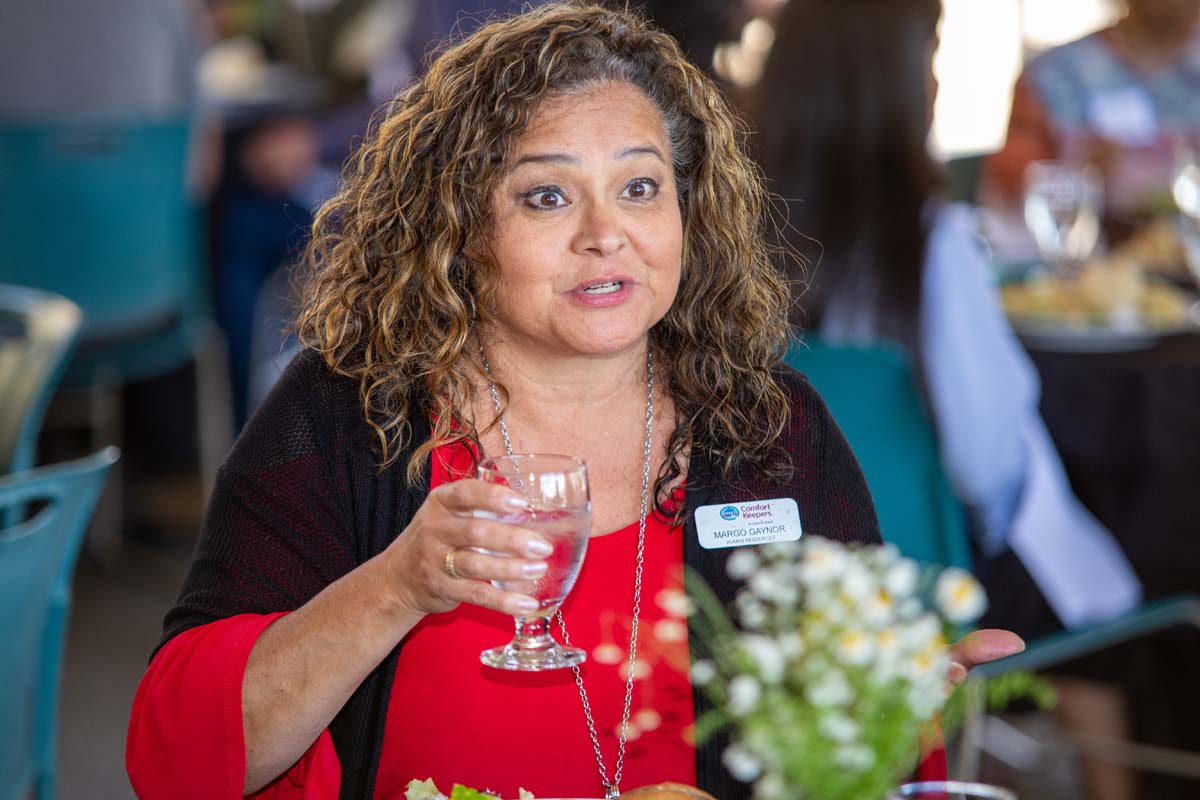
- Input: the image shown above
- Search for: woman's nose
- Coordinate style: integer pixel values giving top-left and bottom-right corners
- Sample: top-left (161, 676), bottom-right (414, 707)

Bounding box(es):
top-left (572, 201), bottom-right (627, 257)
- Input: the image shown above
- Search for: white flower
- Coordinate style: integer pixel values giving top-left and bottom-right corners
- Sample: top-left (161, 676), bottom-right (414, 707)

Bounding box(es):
top-left (935, 567), bottom-right (988, 624)
top-left (753, 773), bottom-right (786, 800)
top-left (805, 670), bottom-right (853, 707)
top-left (655, 588), bottom-right (694, 618)
top-left (726, 548), bottom-right (759, 580)
top-left (727, 674), bottom-right (762, 715)
top-left (874, 628), bottom-right (901, 664)
top-left (902, 642), bottom-right (947, 688)
top-left (779, 632), bottom-right (805, 659)
top-left (834, 744), bottom-right (876, 770)
top-left (903, 613), bottom-right (942, 651)
top-left (749, 567), bottom-right (784, 603)
top-left (798, 538), bottom-right (846, 586)
top-left (898, 598), bottom-right (922, 619)
top-left (740, 634), bottom-right (786, 684)
top-left (835, 629), bottom-right (875, 666)
top-left (762, 541), bottom-right (800, 560)
top-left (722, 743), bottom-right (763, 782)
top-left (861, 589), bottom-right (896, 627)
top-left (884, 559), bottom-right (919, 598)
top-left (758, 570), bottom-right (799, 607)
top-left (907, 684), bottom-right (948, 719)
top-left (653, 618), bottom-right (688, 643)
top-left (819, 713), bottom-right (860, 743)
top-left (691, 659), bottom-right (716, 686)
top-left (839, 561), bottom-right (875, 602)
top-left (737, 595), bottom-right (769, 630)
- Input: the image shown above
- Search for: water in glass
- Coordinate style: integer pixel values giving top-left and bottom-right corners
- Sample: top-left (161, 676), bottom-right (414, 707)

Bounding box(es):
top-left (476, 454), bottom-right (591, 671)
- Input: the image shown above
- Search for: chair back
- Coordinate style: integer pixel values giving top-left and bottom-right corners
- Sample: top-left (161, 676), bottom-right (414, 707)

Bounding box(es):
top-left (0, 285), bottom-right (81, 474)
top-left (945, 153), bottom-right (987, 205)
top-left (0, 448), bottom-right (118, 799)
top-left (0, 119), bottom-right (204, 385)
top-left (786, 338), bottom-right (971, 569)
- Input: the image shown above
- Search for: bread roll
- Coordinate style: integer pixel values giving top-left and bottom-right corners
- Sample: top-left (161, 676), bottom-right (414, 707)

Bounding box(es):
top-left (618, 782), bottom-right (719, 800)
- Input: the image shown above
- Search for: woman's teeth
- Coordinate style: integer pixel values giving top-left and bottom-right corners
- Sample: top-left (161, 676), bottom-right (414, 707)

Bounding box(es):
top-left (582, 281), bottom-right (622, 294)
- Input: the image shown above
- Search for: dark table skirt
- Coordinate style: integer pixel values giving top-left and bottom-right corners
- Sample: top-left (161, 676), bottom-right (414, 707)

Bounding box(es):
top-left (1030, 333), bottom-right (1200, 598)
top-left (1026, 333), bottom-right (1200, 798)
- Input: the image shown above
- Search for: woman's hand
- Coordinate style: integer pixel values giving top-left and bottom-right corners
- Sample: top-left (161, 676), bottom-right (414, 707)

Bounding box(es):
top-left (378, 479), bottom-right (553, 619)
top-left (947, 629), bottom-right (1026, 684)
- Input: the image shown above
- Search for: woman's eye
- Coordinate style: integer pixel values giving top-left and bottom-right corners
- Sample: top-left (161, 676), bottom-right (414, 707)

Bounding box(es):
top-left (623, 178), bottom-right (659, 200)
top-left (523, 187), bottom-right (567, 209)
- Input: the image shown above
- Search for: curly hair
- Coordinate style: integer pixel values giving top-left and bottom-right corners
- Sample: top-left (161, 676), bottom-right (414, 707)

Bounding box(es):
top-left (296, 1), bottom-right (792, 501)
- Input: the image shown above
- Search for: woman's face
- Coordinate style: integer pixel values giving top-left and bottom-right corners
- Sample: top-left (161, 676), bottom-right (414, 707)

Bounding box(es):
top-left (485, 81), bottom-right (684, 360)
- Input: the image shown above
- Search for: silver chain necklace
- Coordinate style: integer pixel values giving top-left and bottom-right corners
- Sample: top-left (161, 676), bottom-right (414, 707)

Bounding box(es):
top-left (479, 343), bottom-right (654, 800)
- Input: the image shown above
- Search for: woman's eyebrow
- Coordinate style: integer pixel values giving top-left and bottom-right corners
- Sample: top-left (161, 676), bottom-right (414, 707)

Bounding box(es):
top-left (615, 145), bottom-right (665, 163)
top-left (511, 151), bottom-right (579, 169)
top-left (510, 145), bottom-right (665, 171)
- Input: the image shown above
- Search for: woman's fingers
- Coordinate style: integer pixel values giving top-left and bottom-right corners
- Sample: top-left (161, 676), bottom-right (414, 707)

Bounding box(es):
top-left (444, 513), bottom-right (553, 559)
top-left (433, 478), bottom-right (529, 516)
top-left (448, 547), bottom-right (548, 584)
top-left (440, 566), bottom-right (541, 616)
top-left (946, 629), bottom-right (1025, 685)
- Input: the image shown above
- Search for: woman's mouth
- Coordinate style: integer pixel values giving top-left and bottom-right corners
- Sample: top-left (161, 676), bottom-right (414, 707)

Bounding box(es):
top-left (581, 280), bottom-right (623, 295)
top-left (570, 277), bottom-right (635, 306)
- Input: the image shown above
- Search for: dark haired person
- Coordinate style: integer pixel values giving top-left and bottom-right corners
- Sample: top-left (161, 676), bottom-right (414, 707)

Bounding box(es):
top-left (757, 2), bottom-right (1141, 798)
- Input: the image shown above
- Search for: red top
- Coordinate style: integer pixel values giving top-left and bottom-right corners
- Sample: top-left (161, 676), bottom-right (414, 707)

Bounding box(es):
top-left (125, 440), bottom-right (945, 798)
top-left (125, 441), bottom-right (697, 799)
top-left (374, 441), bottom-right (697, 798)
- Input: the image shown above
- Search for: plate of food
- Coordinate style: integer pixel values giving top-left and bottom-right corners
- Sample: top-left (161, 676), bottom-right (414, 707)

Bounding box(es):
top-left (999, 256), bottom-right (1200, 352)
top-left (404, 779), bottom-right (715, 800)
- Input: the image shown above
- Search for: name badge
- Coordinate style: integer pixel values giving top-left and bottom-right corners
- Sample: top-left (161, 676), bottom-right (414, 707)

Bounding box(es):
top-left (1086, 87), bottom-right (1159, 146)
top-left (695, 498), bottom-right (802, 550)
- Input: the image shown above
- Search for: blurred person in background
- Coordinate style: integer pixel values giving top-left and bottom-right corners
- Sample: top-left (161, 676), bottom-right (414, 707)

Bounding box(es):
top-left (982, 0), bottom-right (1200, 226)
top-left (756, 1), bottom-right (1146, 798)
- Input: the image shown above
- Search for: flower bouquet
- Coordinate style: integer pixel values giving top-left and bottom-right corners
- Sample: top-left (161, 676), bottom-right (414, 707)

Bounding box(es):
top-left (687, 537), bottom-right (992, 800)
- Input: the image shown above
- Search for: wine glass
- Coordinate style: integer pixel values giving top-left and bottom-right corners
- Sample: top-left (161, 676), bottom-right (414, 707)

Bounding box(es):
top-left (476, 454), bottom-right (591, 671)
top-left (1023, 160), bottom-right (1103, 278)
top-left (1171, 145), bottom-right (1200, 288)
top-left (888, 781), bottom-right (1017, 800)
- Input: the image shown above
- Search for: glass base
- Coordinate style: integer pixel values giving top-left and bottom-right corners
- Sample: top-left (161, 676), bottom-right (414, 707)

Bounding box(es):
top-left (480, 640), bottom-right (586, 671)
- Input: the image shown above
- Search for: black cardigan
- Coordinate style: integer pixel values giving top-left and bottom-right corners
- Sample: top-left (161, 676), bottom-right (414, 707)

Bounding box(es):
top-left (162, 349), bottom-right (881, 798)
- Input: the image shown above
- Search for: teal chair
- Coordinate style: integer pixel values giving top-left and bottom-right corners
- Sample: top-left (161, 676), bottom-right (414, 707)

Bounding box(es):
top-left (944, 153), bottom-right (987, 206)
top-left (786, 336), bottom-right (1200, 780)
top-left (0, 120), bottom-right (207, 386)
top-left (0, 286), bottom-right (82, 476)
top-left (0, 448), bottom-right (119, 800)
top-left (0, 120), bottom-right (231, 547)
top-left (785, 337), bottom-right (970, 570)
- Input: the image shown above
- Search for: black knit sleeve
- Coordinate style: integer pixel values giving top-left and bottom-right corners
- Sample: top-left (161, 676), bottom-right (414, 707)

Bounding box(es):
top-left (159, 350), bottom-right (364, 649)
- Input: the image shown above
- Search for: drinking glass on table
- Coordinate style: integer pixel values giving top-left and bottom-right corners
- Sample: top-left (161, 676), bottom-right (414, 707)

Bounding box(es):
top-left (476, 454), bottom-right (591, 671)
top-left (1024, 160), bottom-right (1103, 278)
top-left (1171, 146), bottom-right (1200, 288)
top-left (889, 781), bottom-right (1017, 800)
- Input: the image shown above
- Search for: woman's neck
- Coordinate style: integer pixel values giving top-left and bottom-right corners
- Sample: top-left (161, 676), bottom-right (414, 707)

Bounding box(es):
top-left (473, 330), bottom-right (652, 438)
top-left (1114, 12), bottom-right (1199, 69)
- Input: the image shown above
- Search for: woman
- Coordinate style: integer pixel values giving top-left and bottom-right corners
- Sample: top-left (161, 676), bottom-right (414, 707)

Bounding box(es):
top-left (757, 1), bottom-right (1141, 798)
top-left (127, 5), bottom-right (1016, 798)
top-left (983, 0), bottom-right (1200, 218)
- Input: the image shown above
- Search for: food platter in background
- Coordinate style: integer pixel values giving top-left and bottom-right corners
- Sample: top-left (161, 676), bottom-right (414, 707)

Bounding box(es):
top-left (999, 253), bottom-right (1200, 353)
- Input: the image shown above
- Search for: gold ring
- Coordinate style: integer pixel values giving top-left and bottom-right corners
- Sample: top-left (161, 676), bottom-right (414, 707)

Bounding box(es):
top-left (444, 548), bottom-right (461, 579)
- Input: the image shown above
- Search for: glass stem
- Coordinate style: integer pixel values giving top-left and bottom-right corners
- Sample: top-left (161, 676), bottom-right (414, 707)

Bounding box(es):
top-left (513, 615), bottom-right (553, 650)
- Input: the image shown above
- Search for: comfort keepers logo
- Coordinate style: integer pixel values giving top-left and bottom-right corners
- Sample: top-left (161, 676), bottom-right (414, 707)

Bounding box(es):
top-left (720, 505), bottom-right (740, 521)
